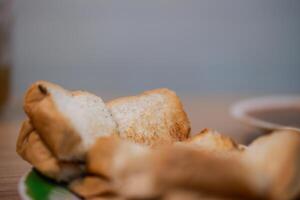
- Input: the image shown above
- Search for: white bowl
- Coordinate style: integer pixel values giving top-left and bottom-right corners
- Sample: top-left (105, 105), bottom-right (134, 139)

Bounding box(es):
top-left (230, 96), bottom-right (300, 132)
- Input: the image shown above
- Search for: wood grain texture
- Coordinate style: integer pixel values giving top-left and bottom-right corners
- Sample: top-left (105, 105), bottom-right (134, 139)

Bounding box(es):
top-left (0, 121), bottom-right (30, 200)
top-left (0, 96), bottom-right (260, 199)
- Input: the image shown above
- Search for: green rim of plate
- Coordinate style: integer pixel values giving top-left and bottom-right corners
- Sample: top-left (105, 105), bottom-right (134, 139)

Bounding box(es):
top-left (19, 169), bottom-right (79, 200)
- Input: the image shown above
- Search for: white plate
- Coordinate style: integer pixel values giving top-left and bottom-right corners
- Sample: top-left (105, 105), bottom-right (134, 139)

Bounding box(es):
top-left (18, 169), bottom-right (79, 200)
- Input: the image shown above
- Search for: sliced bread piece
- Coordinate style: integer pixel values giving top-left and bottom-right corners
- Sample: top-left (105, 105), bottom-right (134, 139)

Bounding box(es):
top-left (69, 176), bottom-right (115, 198)
top-left (107, 88), bottom-right (190, 146)
top-left (87, 136), bottom-right (158, 198)
top-left (87, 136), bottom-right (150, 179)
top-left (245, 130), bottom-right (300, 200)
top-left (16, 120), bottom-right (83, 181)
top-left (182, 129), bottom-right (240, 151)
top-left (87, 136), bottom-right (260, 199)
top-left (23, 81), bottom-right (118, 161)
top-left (111, 143), bottom-right (260, 199)
top-left (163, 190), bottom-right (240, 200)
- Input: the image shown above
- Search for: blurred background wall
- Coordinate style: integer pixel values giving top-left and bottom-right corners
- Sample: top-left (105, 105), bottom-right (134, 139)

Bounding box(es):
top-left (12, 0), bottom-right (300, 100)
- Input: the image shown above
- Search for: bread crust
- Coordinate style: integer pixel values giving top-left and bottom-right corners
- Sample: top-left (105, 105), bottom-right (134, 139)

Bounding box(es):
top-left (163, 190), bottom-right (241, 200)
top-left (245, 130), bottom-right (300, 200)
top-left (107, 88), bottom-right (190, 146)
top-left (87, 136), bottom-right (150, 179)
top-left (24, 81), bottom-right (85, 160)
top-left (16, 120), bottom-right (83, 181)
top-left (87, 136), bottom-right (120, 178)
top-left (153, 146), bottom-right (256, 198)
top-left (184, 129), bottom-right (240, 151)
top-left (69, 176), bottom-right (114, 198)
top-left (86, 136), bottom-right (259, 199)
top-left (23, 81), bottom-right (118, 161)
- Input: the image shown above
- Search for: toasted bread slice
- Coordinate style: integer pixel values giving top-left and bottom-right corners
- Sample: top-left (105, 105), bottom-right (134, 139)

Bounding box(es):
top-left (87, 136), bottom-right (259, 199)
top-left (115, 144), bottom-right (260, 199)
top-left (182, 129), bottom-right (240, 151)
top-left (23, 81), bottom-right (118, 161)
top-left (163, 190), bottom-right (239, 200)
top-left (86, 196), bottom-right (124, 200)
top-left (69, 176), bottom-right (114, 198)
top-left (107, 88), bottom-right (190, 146)
top-left (87, 136), bottom-right (150, 179)
top-left (245, 130), bottom-right (300, 200)
top-left (16, 120), bottom-right (83, 181)
top-left (87, 136), bottom-right (158, 198)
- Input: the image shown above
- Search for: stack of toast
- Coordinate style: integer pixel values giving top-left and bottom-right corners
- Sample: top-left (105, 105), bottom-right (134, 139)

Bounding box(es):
top-left (16, 81), bottom-right (300, 200)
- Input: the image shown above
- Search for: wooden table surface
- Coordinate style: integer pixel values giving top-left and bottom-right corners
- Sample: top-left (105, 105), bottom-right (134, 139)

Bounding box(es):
top-left (0, 95), bottom-right (261, 200)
